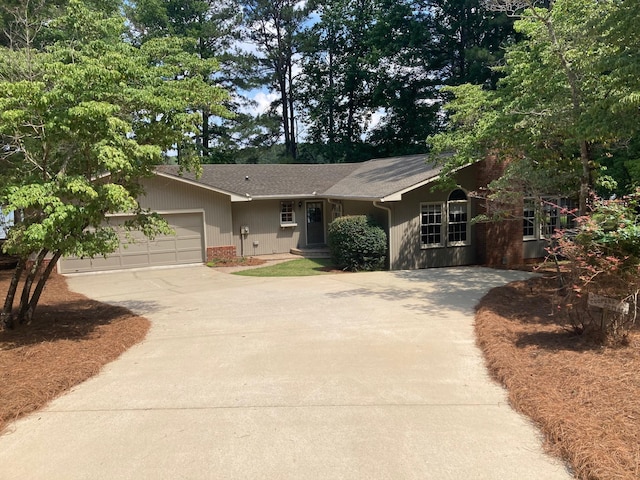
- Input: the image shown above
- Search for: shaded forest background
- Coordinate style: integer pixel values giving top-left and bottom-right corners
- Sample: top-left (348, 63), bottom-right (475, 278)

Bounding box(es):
top-left (0, 0), bottom-right (520, 165)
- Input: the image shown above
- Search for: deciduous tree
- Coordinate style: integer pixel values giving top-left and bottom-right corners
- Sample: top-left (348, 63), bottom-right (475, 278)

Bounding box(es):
top-left (430, 0), bottom-right (634, 215)
top-left (0, 0), bottom-right (230, 329)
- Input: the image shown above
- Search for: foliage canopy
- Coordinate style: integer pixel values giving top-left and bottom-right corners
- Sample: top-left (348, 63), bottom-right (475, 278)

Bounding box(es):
top-left (0, 0), bottom-right (231, 328)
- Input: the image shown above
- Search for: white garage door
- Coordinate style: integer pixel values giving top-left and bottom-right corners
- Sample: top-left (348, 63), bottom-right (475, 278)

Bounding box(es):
top-left (59, 212), bottom-right (205, 274)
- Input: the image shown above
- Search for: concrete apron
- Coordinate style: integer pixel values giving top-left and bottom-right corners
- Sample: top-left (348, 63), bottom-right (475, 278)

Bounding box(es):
top-left (0, 266), bottom-right (572, 480)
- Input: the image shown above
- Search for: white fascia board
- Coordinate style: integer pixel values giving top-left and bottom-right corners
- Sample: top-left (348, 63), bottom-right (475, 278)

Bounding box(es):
top-left (318, 194), bottom-right (390, 202)
top-left (251, 194), bottom-right (313, 200)
top-left (154, 171), bottom-right (250, 202)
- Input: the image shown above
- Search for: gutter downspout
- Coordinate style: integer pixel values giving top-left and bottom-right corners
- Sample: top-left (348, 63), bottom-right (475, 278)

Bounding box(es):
top-left (373, 200), bottom-right (393, 270)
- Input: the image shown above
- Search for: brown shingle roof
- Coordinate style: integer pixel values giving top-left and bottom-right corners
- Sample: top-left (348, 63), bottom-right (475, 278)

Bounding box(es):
top-left (155, 154), bottom-right (443, 201)
top-left (322, 155), bottom-right (441, 200)
top-left (156, 163), bottom-right (361, 198)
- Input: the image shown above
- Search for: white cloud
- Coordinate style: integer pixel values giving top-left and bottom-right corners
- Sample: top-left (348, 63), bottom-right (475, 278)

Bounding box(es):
top-left (241, 89), bottom-right (280, 117)
top-left (368, 108), bottom-right (385, 131)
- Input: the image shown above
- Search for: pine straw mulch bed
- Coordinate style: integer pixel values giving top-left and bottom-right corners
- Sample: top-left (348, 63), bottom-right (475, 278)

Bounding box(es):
top-left (476, 274), bottom-right (640, 480)
top-left (0, 269), bottom-right (149, 434)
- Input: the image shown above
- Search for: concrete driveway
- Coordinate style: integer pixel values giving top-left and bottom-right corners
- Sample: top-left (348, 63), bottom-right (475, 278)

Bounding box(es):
top-left (0, 266), bottom-right (572, 479)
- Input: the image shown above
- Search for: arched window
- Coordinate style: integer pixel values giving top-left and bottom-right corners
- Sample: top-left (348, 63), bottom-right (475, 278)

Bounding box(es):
top-left (447, 189), bottom-right (468, 244)
top-left (420, 189), bottom-right (470, 248)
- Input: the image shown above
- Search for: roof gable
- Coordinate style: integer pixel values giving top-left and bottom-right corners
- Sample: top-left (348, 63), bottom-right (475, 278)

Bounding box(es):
top-left (322, 155), bottom-right (442, 201)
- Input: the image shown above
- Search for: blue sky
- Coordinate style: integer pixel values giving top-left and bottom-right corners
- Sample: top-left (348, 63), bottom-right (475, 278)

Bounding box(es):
top-left (0, 209), bottom-right (13, 240)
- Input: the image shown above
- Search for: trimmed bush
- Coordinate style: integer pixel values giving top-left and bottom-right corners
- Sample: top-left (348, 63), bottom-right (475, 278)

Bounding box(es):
top-left (328, 215), bottom-right (387, 271)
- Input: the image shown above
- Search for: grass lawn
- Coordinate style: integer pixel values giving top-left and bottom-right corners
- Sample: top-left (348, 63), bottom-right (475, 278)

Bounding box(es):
top-left (232, 258), bottom-right (338, 277)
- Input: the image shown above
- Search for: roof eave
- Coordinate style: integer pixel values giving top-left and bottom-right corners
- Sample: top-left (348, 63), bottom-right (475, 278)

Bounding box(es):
top-left (249, 194), bottom-right (317, 200)
top-left (155, 171), bottom-right (250, 202)
top-left (320, 194), bottom-right (390, 202)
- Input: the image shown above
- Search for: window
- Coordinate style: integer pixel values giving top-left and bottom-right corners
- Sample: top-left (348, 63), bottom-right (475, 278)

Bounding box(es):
top-left (280, 201), bottom-right (296, 226)
top-left (420, 189), bottom-right (469, 249)
top-left (523, 196), bottom-right (577, 240)
top-left (558, 197), bottom-right (577, 231)
top-left (421, 203), bottom-right (443, 247)
top-left (523, 199), bottom-right (536, 239)
top-left (447, 189), bottom-right (468, 245)
top-left (542, 201), bottom-right (558, 237)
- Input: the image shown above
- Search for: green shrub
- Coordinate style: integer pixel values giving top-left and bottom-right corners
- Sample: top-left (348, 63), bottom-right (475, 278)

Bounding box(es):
top-left (550, 191), bottom-right (640, 344)
top-left (328, 215), bottom-right (387, 271)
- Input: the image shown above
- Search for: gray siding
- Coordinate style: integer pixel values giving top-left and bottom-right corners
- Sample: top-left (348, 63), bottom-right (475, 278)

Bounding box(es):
top-left (231, 199), bottom-right (307, 255)
top-left (140, 176), bottom-right (234, 248)
top-left (342, 201), bottom-right (387, 226)
top-left (389, 167), bottom-right (478, 270)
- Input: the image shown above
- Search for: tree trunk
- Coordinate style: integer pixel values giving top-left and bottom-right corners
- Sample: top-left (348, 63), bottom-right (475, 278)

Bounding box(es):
top-left (1, 257), bottom-right (26, 330)
top-left (287, 54), bottom-right (297, 160)
top-left (201, 107), bottom-right (210, 159)
top-left (22, 251), bottom-right (62, 325)
top-left (579, 140), bottom-right (591, 216)
top-left (540, 10), bottom-right (592, 214)
top-left (328, 45), bottom-right (335, 157)
top-left (17, 249), bottom-right (47, 324)
top-left (280, 75), bottom-right (294, 159)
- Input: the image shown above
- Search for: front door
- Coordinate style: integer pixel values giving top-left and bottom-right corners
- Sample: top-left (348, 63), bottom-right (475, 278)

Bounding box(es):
top-left (306, 201), bottom-right (324, 245)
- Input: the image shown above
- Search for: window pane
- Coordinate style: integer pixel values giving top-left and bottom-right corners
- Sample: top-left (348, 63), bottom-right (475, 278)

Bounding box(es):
top-left (280, 201), bottom-right (294, 223)
top-left (421, 204), bottom-right (442, 246)
top-left (449, 204), bottom-right (467, 222)
top-left (447, 200), bottom-right (468, 244)
top-left (542, 200), bottom-right (558, 237)
top-left (448, 189), bottom-right (467, 201)
top-left (448, 222), bottom-right (467, 242)
top-left (559, 198), bottom-right (577, 229)
top-left (523, 199), bottom-right (536, 238)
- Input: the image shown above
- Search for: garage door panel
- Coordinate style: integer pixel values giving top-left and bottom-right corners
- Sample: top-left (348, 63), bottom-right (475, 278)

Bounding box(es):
top-left (175, 237), bottom-right (202, 249)
top-left (90, 256), bottom-right (127, 270)
top-left (60, 212), bottom-right (205, 273)
top-left (120, 254), bottom-right (153, 268)
top-left (149, 252), bottom-right (179, 265)
top-left (176, 250), bottom-right (204, 262)
top-left (60, 257), bottom-right (100, 271)
top-left (120, 241), bottom-right (150, 253)
top-left (173, 226), bottom-right (201, 236)
top-left (150, 238), bottom-right (178, 249)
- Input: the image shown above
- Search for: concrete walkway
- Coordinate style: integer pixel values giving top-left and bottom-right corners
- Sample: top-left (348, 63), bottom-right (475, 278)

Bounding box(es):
top-left (0, 266), bottom-right (572, 479)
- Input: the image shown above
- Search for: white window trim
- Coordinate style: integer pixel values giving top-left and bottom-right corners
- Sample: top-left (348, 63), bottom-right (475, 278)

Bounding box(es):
top-left (420, 202), bottom-right (445, 249)
top-left (420, 192), bottom-right (471, 249)
top-left (446, 199), bottom-right (470, 247)
top-left (523, 198), bottom-right (537, 241)
top-left (523, 196), bottom-right (575, 241)
top-left (280, 201), bottom-right (297, 227)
